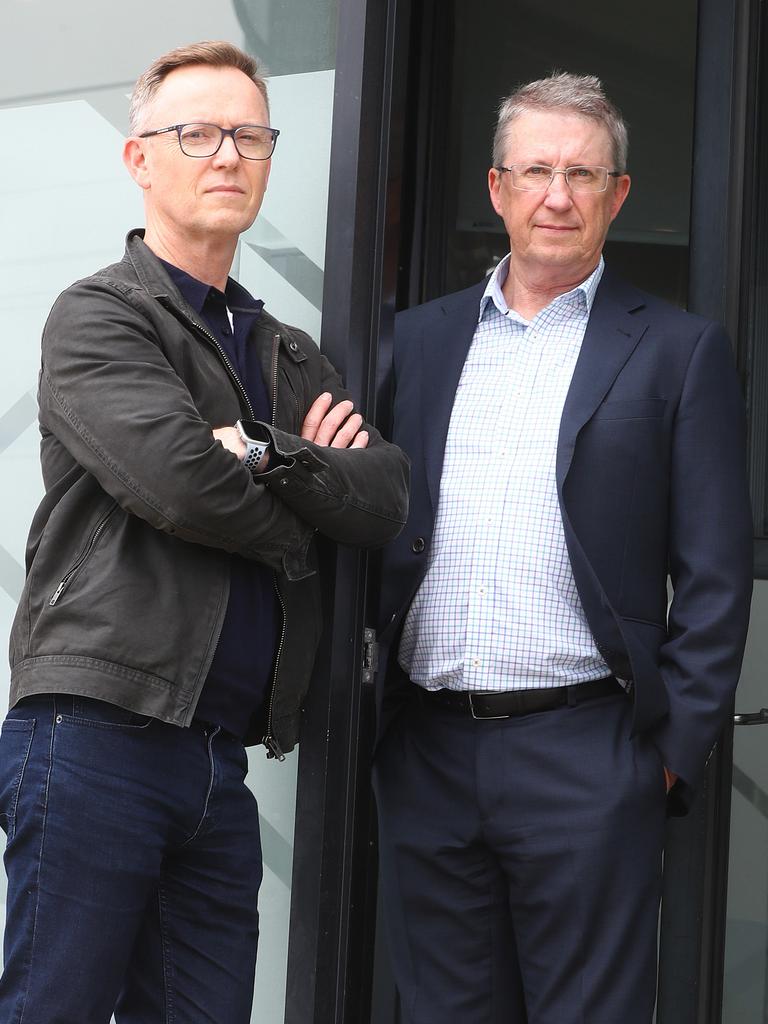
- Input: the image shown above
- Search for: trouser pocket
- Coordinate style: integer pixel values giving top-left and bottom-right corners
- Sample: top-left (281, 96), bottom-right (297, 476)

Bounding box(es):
top-left (0, 718), bottom-right (35, 841)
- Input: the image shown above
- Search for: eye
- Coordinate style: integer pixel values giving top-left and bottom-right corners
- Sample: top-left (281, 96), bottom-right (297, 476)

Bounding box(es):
top-left (570, 166), bottom-right (596, 181)
top-left (522, 164), bottom-right (551, 178)
top-left (237, 127), bottom-right (271, 144)
top-left (180, 125), bottom-right (216, 144)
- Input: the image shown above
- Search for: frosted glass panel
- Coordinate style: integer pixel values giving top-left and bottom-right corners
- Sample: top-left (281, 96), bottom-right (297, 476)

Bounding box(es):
top-left (0, 2), bottom-right (337, 1021)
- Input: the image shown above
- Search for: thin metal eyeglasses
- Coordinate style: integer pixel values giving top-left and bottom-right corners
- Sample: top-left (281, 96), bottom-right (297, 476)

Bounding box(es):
top-left (495, 164), bottom-right (623, 193)
top-left (139, 122), bottom-right (280, 160)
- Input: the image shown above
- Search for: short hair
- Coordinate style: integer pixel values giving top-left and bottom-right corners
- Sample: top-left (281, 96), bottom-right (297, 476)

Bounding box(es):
top-left (492, 72), bottom-right (628, 172)
top-left (129, 40), bottom-right (269, 136)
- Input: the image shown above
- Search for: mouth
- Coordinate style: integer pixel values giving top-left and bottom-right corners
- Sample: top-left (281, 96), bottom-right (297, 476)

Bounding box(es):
top-left (206, 185), bottom-right (246, 195)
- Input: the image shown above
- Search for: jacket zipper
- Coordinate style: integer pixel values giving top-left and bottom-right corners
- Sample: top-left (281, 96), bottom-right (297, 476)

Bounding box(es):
top-left (49, 503), bottom-right (118, 606)
top-left (167, 303), bottom-right (288, 756)
top-left (161, 301), bottom-right (258, 700)
top-left (189, 313), bottom-right (256, 421)
top-left (264, 333), bottom-right (287, 760)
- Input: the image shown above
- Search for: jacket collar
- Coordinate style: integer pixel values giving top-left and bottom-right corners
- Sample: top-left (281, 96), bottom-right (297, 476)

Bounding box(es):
top-left (122, 228), bottom-right (307, 368)
top-left (418, 268), bottom-right (649, 511)
top-left (123, 228), bottom-right (212, 336)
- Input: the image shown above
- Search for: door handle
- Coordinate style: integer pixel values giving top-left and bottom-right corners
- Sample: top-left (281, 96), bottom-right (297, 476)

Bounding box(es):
top-left (733, 708), bottom-right (768, 725)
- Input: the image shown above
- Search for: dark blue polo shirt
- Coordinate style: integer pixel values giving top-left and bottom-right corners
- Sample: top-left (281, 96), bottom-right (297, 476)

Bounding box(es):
top-left (161, 260), bottom-right (277, 738)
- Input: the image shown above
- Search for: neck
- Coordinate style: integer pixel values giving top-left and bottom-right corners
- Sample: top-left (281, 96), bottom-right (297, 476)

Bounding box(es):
top-left (142, 224), bottom-right (236, 292)
top-left (501, 258), bottom-right (599, 320)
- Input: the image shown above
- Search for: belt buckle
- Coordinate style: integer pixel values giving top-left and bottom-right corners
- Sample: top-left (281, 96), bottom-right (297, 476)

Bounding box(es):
top-left (468, 693), bottom-right (512, 720)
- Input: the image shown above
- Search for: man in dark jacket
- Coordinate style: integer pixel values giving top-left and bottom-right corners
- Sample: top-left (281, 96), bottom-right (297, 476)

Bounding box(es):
top-left (0, 40), bottom-right (408, 1024)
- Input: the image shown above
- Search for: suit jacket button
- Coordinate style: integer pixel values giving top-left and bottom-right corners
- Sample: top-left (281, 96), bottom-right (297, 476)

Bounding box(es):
top-left (411, 537), bottom-right (426, 553)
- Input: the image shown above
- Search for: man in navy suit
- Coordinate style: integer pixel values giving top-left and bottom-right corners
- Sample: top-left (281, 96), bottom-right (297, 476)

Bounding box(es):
top-left (374, 72), bottom-right (753, 1023)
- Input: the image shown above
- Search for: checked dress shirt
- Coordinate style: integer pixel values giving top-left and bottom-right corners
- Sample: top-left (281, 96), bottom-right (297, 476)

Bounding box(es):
top-left (399, 255), bottom-right (612, 692)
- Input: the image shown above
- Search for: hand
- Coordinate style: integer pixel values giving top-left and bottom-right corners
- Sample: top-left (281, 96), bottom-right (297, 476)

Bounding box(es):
top-left (301, 392), bottom-right (369, 449)
top-left (213, 426), bottom-right (245, 459)
top-left (212, 427), bottom-right (270, 472)
top-left (663, 767), bottom-right (678, 793)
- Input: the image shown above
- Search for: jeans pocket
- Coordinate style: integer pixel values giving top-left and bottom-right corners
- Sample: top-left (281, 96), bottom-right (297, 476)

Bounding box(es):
top-left (0, 719), bottom-right (35, 840)
top-left (63, 697), bottom-right (154, 732)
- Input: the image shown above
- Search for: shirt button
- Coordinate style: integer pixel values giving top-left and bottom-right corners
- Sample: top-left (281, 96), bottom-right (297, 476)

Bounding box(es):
top-left (411, 537), bottom-right (426, 554)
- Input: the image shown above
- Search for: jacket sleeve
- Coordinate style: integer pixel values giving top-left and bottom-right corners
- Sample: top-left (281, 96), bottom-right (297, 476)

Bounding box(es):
top-left (39, 278), bottom-right (315, 579)
top-left (651, 322), bottom-right (753, 806)
top-left (246, 351), bottom-right (410, 548)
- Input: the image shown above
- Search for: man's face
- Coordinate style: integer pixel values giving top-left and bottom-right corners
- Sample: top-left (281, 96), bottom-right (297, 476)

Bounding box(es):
top-left (126, 64), bottom-right (272, 245)
top-left (488, 109), bottom-right (630, 281)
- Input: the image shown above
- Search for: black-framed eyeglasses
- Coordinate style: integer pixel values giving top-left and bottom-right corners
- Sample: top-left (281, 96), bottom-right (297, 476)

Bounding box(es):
top-left (495, 164), bottom-right (623, 193)
top-left (139, 122), bottom-right (280, 161)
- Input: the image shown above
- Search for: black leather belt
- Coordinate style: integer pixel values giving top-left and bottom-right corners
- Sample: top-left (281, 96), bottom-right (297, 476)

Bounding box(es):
top-left (416, 676), bottom-right (623, 719)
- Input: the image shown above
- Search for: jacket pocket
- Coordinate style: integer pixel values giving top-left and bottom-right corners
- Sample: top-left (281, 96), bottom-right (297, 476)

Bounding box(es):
top-left (591, 398), bottom-right (667, 421)
top-left (49, 502), bottom-right (118, 606)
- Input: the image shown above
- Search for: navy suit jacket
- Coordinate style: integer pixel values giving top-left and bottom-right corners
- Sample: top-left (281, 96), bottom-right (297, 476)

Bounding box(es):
top-left (378, 269), bottom-right (753, 814)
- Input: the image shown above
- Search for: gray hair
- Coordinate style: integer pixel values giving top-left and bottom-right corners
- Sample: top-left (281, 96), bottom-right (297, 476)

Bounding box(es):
top-left (492, 72), bottom-right (628, 172)
top-left (129, 40), bottom-right (269, 136)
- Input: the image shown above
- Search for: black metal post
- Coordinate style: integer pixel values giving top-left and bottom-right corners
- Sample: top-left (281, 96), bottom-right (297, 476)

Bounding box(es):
top-left (284, 1), bottom-right (404, 1021)
top-left (657, 0), bottom-right (753, 1020)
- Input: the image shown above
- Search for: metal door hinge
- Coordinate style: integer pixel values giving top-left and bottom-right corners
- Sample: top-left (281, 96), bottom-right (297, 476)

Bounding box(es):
top-left (362, 627), bottom-right (379, 686)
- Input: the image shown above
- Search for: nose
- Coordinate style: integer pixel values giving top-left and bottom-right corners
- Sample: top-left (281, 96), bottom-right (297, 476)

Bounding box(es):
top-left (543, 171), bottom-right (573, 209)
top-left (212, 133), bottom-right (241, 166)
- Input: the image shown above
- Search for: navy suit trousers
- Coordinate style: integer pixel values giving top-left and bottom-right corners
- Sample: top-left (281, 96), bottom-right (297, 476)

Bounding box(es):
top-left (373, 688), bottom-right (667, 1024)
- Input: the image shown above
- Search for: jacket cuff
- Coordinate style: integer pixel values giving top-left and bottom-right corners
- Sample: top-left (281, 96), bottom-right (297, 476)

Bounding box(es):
top-left (239, 421), bottom-right (329, 488)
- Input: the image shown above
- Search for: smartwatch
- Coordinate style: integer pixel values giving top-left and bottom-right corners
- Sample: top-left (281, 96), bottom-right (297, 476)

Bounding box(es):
top-left (235, 420), bottom-right (270, 472)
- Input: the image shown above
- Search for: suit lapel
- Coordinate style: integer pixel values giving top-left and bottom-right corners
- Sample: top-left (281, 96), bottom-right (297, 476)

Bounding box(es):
top-left (556, 274), bottom-right (649, 488)
top-left (421, 281), bottom-right (486, 512)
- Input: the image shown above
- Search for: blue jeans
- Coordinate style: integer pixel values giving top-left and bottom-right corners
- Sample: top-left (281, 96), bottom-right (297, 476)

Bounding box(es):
top-left (0, 695), bottom-right (263, 1024)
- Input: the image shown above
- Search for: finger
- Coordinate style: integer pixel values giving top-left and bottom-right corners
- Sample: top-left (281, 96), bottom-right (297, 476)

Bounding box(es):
top-left (329, 413), bottom-right (364, 449)
top-left (301, 393), bottom-right (334, 441)
top-left (314, 400), bottom-right (355, 447)
top-left (349, 430), bottom-right (369, 449)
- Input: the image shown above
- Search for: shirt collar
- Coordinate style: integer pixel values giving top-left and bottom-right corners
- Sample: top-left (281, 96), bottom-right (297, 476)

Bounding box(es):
top-left (478, 254), bottom-right (605, 323)
top-left (158, 259), bottom-right (264, 318)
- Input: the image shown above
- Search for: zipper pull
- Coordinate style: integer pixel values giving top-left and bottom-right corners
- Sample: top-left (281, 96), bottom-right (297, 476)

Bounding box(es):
top-left (49, 580), bottom-right (66, 606)
top-left (264, 735), bottom-right (286, 761)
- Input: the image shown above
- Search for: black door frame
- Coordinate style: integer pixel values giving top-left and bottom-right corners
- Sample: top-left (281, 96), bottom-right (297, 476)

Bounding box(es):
top-left (284, 0), bottom-right (408, 1020)
top-left (657, 0), bottom-right (754, 1021)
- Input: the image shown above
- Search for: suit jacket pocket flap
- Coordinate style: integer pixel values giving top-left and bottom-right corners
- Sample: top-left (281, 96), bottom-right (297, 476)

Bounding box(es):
top-left (591, 398), bottom-right (667, 421)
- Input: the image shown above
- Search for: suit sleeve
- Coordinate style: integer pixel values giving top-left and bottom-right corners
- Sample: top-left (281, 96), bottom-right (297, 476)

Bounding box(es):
top-left (651, 322), bottom-right (753, 803)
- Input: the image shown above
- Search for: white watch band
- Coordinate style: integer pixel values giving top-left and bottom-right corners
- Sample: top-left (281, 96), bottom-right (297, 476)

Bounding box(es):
top-left (235, 420), bottom-right (269, 472)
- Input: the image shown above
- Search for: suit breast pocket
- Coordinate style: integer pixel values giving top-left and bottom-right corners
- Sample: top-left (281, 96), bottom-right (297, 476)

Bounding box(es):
top-left (589, 395), bottom-right (667, 419)
top-left (590, 398), bottom-right (667, 422)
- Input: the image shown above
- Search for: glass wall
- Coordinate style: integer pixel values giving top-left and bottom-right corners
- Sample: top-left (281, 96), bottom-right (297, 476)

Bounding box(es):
top-left (0, 1), bottom-right (337, 1020)
top-left (723, 580), bottom-right (768, 1023)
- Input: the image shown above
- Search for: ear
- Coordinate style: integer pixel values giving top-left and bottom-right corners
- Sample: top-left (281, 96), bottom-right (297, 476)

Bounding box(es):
top-left (123, 137), bottom-right (152, 191)
top-left (488, 166), bottom-right (504, 217)
top-left (609, 174), bottom-right (631, 221)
